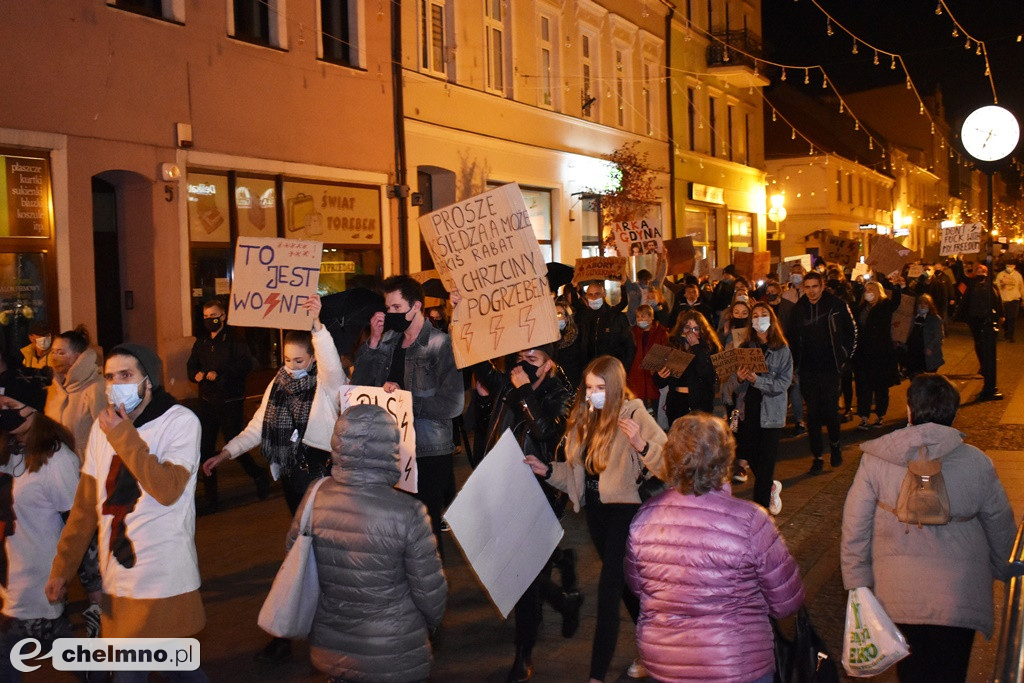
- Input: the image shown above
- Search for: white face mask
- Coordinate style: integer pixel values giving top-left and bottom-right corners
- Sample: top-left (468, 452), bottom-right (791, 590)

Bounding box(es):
top-left (106, 377), bottom-right (146, 413)
top-left (35, 336), bottom-right (51, 352)
top-left (587, 298), bottom-right (604, 310)
top-left (735, 294), bottom-right (748, 303)
top-left (917, 307), bottom-right (929, 316)
top-left (752, 317), bottom-right (771, 333)
top-left (588, 391), bottom-right (606, 410)
top-left (790, 274), bottom-right (803, 286)
top-left (285, 366), bottom-right (309, 380)
top-left (864, 292), bottom-right (876, 303)
top-left (637, 320), bottom-right (651, 330)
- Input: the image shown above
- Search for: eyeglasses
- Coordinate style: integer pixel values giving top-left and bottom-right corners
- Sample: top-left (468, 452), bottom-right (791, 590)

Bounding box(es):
top-left (682, 326), bottom-right (700, 333)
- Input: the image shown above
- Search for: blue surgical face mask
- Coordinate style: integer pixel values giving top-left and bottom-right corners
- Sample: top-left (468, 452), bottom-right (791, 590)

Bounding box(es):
top-left (558, 319), bottom-right (567, 331)
top-left (637, 320), bottom-right (651, 330)
top-left (106, 377), bottom-right (146, 413)
top-left (588, 391), bottom-right (606, 410)
top-left (790, 274), bottom-right (803, 286)
top-left (917, 307), bottom-right (929, 316)
top-left (285, 367), bottom-right (308, 380)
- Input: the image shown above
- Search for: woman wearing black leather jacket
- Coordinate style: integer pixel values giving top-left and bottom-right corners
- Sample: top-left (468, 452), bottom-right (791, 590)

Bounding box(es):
top-left (653, 310), bottom-right (722, 426)
top-left (473, 344), bottom-right (579, 683)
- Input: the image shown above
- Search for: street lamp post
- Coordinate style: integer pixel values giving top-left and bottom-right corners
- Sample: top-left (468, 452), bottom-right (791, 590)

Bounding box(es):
top-left (960, 105), bottom-right (1020, 401)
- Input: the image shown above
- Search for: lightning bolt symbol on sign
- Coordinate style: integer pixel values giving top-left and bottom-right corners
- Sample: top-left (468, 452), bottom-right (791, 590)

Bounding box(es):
top-left (262, 292), bottom-right (281, 319)
top-left (460, 325), bottom-right (475, 354)
top-left (519, 305), bottom-right (536, 340)
top-left (490, 315), bottom-right (506, 348)
top-left (403, 457), bottom-right (413, 481)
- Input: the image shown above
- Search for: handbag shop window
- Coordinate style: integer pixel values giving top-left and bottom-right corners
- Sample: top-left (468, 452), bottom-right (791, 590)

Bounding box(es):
top-left (186, 170), bottom-right (384, 370)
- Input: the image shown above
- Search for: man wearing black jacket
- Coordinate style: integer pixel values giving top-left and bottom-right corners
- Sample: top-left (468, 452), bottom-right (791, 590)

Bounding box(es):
top-left (790, 272), bottom-right (857, 473)
top-left (576, 282), bottom-right (636, 371)
top-left (187, 299), bottom-right (269, 507)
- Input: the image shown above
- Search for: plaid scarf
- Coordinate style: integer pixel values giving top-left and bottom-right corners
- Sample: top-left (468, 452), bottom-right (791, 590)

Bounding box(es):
top-left (261, 363), bottom-right (317, 475)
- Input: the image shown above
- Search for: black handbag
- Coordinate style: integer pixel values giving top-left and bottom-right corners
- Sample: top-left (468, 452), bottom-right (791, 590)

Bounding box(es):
top-left (772, 607), bottom-right (840, 683)
top-left (636, 466), bottom-right (668, 502)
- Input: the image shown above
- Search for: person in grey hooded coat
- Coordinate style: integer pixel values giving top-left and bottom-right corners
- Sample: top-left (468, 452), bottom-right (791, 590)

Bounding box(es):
top-left (287, 403), bottom-right (447, 682)
top-left (841, 373), bottom-right (1015, 682)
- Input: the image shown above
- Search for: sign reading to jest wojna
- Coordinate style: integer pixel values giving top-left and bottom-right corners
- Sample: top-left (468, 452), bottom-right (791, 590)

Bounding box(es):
top-left (418, 184), bottom-right (560, 369)
top-left (228, 237), bottom-right (323, 329)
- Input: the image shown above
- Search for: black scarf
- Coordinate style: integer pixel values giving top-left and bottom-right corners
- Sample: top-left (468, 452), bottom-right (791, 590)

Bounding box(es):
top-left (261, 363), bottom-right (317, 475)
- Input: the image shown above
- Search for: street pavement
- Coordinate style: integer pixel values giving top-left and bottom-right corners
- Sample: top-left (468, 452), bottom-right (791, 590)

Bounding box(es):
top-left (30, 324), bottom-right (1024, 682)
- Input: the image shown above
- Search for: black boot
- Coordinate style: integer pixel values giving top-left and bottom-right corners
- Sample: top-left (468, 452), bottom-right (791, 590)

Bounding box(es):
top-left (506, 646), bottom-right (533, 682)
top-left (555, 548), bottom-right (577, 593)
top-left (560, 590), bottom-right (584, 638)
top-left (255, 637), bottom-right (291, 662)
top-left (202, 470), bottom-right (219, 512)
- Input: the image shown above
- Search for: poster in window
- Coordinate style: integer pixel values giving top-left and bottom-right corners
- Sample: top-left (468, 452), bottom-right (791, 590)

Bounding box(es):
top-left (282, 181), bottom-right (381, 244)
top-left (0, 154), bottom-right (52, 238)
top-left (0, 253), bottom-right (48, 355)
top-left (236, 177), bottom-right (278, 237)
top-left (187, 173), bottom-right (231, 243)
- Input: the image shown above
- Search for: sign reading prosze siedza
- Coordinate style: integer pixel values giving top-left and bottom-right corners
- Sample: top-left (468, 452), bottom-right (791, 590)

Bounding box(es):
top-left (228, 237), bottom-right (323, 329)
top-left (418, 184), bottom-right (560, 369)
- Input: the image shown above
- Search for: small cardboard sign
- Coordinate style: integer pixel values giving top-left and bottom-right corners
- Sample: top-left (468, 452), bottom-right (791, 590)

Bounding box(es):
top-left (940, 223), bottom-right (983, 256)
top-left (907, 264), bottom-right (924, 279)
top-left (228, 237), bottom-right (323, 329)
top-left (890, 293), bottom-right (917, 344)
top-left (418, 184), bottom-right (560, 369)
top-left (711, 347), bottom-right (768, 383)
top-left (339, 386), bottom-right (417, 493)
top-left (572, 257), bottom-right (628, 286)
top-left (611, 217), bottom-right (665, 257)
top-left (852, 262), bottom-right (870, 281)
top-left (662, 236), bottom-right (696, 276)
top-left (866, 236), bottom-right (914, 278)
top-left (821, 233), bottom-right (860, 267)
top-left (640, 344), bottom-right (695, 377)
top-left (734, 251), bottom-right (772, 281)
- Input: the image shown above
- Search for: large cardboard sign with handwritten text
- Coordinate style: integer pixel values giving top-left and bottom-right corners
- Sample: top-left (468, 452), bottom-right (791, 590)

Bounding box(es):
top-left (572, 257), bottom-right (628, 286)
top-left (663, 237), bottom-right (696, 276)
top-left (611, 217), bottom-right (665, 257)
top-left (418, 184), bottom-right (560, 369)
top-left (711, 347), bottom-right (768, 383)
top-left (940, 223), bottom-right (982, 256)
top-left (229, 237), bottom-right (323, 329)
top-left (890, 294), bottom-right (917, 344)
top-left (866, 236), bottom-right (914, 277)
top-left (734, 251), bottom-right (772, 282)
top-left (821, 233), bottom-right (860, 267)
top-left (339, 386), bottom-right (417, 493)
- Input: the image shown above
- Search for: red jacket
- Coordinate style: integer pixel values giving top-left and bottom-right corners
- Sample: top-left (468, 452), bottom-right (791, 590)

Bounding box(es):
top-left (626, 488), bottom-right (804, 682)
top-left (628, 323), bottom-right (669, 401)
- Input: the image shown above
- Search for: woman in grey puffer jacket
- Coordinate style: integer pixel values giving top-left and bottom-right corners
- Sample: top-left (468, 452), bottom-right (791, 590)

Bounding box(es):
top-left (287, 404), bottom-right (447, 682)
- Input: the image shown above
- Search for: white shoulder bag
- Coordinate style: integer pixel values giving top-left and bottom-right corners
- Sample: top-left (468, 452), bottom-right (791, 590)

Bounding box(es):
top-left (258, 477), bottom-right (328, 639)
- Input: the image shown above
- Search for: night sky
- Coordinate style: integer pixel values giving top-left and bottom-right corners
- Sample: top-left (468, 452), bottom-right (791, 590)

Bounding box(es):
top-left (761, 0), bottom-right (1024, 171)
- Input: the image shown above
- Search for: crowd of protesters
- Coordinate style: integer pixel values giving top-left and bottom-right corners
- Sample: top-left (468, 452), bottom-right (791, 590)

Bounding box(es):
top-left (0, 245), bottom-right (1017, 682)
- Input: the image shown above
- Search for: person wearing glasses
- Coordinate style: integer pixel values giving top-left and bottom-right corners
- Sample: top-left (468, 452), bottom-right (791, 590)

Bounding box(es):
top-left (653, 311), bottom-right (721, 427)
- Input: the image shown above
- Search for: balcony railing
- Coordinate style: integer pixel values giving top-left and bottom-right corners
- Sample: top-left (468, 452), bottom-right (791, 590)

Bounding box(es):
top-left (706, 29), bottom-right (762, 70)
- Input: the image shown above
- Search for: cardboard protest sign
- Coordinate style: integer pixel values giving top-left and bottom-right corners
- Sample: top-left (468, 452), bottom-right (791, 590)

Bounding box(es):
top-left (611, 217), bottom-right (665, 257)
top-left (418, 184), bottom-right (560, 369)
top-left (778, 254), bottom-right (812, 283)
top-left (640, 344), bottom-right (695, 377)
top-left (852, 262), bottom-right (870, 281)
top-left (663, 237), bottom-right (696, 276)
top-left (444, 430), bottom-right (563, 617)
top-left (711, 347), bottom-right (768, 383)
top-left (907, 264), bottom-right (924, 279)
top-left (866, 236), bottom-right (914, 278)
top-left (889, 294), bottom-right (917, 344)
top-left (940, 223), bottom-right (982, 256)
top-left (733, 251), bottom-right (772, 281)
top-left (339, 386), bottom-right (417, 493)
top-left (821, 233), bottom-right (860, 267)
top-left (572, 257), bottom-right (628, 286)
top-left (228, 237), bottom-right (323, 329)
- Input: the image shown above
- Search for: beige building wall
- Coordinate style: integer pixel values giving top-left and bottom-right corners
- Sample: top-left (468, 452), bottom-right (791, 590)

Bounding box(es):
top-left (0, 1), bottom-right (395, 394)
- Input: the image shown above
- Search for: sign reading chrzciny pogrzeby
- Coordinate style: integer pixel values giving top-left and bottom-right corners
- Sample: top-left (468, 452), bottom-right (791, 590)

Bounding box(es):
top-left (229, 237), bottom-right (323, 329)
top-left (418, 184), bottom-right (560, 369)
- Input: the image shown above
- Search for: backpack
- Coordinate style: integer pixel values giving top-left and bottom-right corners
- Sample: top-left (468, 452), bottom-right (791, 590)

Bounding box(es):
top-left (878, 446), bottom-right (957, 527)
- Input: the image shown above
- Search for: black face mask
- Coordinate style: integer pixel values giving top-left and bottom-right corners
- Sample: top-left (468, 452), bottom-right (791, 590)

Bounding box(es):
top-left (513, 361), bottom-right (541, 383)
top-left (827, 279), bottom-right (842, 291)
top-left (384, 311), bottom-right (413, 333)
top-left (203, 317), bottom-right (223, 333)
top-left (732, 317), bottom-right (749, 328)
top-left (0, 409), bottom-right (26, 433)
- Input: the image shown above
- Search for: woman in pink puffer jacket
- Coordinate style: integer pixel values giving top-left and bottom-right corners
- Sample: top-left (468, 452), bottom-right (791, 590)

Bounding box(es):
top-left (625, 413), bottom-right (804, 683)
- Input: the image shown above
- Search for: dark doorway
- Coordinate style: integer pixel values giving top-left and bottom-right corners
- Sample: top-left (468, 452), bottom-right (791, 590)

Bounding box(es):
top-left (92, 177), bottom-right (124, 351)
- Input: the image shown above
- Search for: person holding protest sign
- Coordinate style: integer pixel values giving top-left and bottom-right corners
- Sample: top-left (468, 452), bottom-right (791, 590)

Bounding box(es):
top-left (471, 342), bottom-right (579, 682)
top-left (352, 276), bottom-right (464, 551)
top-left (720, 303), bottom-right (792, 514)
top-left (721, 300), bottom-right (752, 350)
top-left (627, 304), bottom-right (669, 418)
top-left (524, 356), bottom-right (666, 683)
top-left (653, 311), bottom-right (720, 426)
top-left (851, 275), bottom-right (904, 430)
top-left (203, 294), bottom-right (344, 662)
top-left (906, 294), bottom-right (945, 378)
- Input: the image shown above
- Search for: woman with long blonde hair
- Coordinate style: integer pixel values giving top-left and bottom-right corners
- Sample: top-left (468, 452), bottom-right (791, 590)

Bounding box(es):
top-left (525, 355), bottom-right (667, 682)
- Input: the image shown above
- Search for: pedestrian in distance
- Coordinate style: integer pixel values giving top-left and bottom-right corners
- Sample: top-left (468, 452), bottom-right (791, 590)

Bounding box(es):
top-left (995, 259), bottom-right (1023, 342)
top-left (204, 294), bottom-right (345, 663)
top-left (44, 326), bottom-right (106, 461)
top-left (555, 299), bottom-right (584, 390)
top-left (524, 355), bottom-right (667, 683)
top-left (653, 310), bottom-right (720, 426)
top-left (625, 413), bottom-right (804, 683)
top-left (841, 374), bottom-right (1016, 683)
top-left (955, 263), bottom-right (1003, 400)
top-left (905, 294), bottom-right (944, 379)
top-left (291, 403), bottom-right (446, 683)
top-left (576, 282), bottom-right (636, 372)
top-left (721, 303), bottom-right (793, 515)
top-left (627, 304), bottom-right (669, 418)
top-left (851, 274), bottom-right (904, 430)
top-left (20, 320), bottom-right (52, 373)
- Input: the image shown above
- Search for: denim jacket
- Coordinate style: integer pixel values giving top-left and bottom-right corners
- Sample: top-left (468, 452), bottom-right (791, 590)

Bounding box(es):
top-left (351, 322), bottom-right (464, 457)
top-left (721, 344), bottom-right (793, 429)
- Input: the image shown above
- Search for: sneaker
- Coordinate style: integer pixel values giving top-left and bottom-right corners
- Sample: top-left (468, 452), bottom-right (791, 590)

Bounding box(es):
top-left (440, 520), bottom-right (451, 532)
top-left (870, 417), bottom-right (884, 429)
top-left (830, 442), bottom-right (843, 467)
top-left (809, 457), bottom-right (824, 475)
top-left (856, 417), bottom-right (871, 431)
top-left (627, 659), bottom-right (649, 679)
top-left (732, 466), bottom-right (748, 484)
top-left (769, 480), bottom-right (783, 515)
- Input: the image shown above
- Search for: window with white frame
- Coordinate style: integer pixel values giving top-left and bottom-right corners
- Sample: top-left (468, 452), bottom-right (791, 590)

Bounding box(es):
top-left (615, 48), bottom-right (630, 128)
top-left (727, 104), bottom-right (735, 161)
top-left (709, 96), bottom-right (718, 157)
top-left (108, 0), bottom-right (184, 22)
top-left (538, 13), bottom-right (555, 108)
top-left (320, 0), bottom-right (361, 68)
top-left (420, 0), bottom-right (447, 76)
top-left (643, 62), bottom-right (653, 135)
top-left (484, 0), bottom-right (507, 94)
top-left (581, 31), bottom-right (597, 119)
top-left (229, 0), bottom-right (286, 48)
